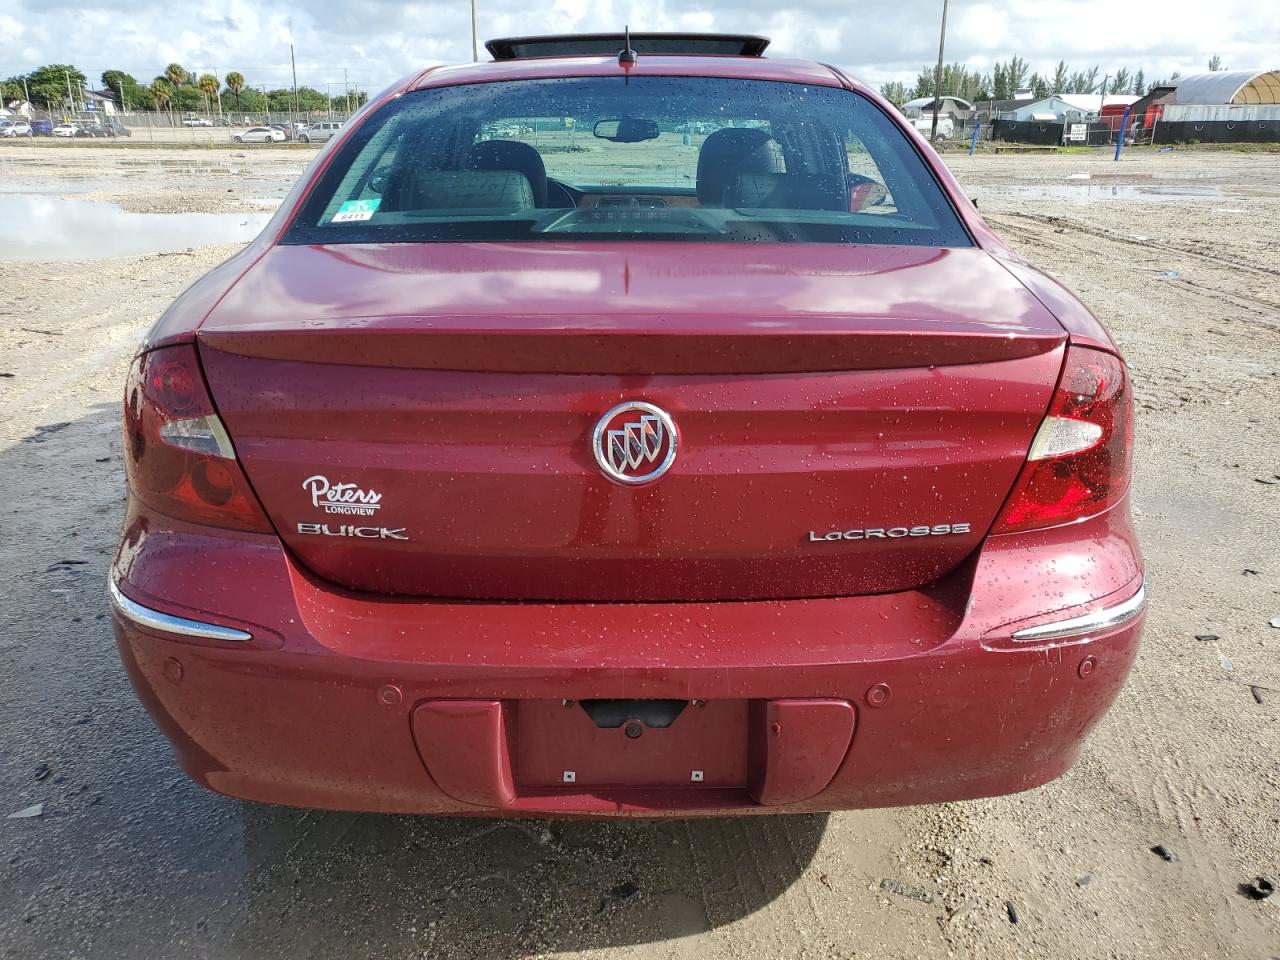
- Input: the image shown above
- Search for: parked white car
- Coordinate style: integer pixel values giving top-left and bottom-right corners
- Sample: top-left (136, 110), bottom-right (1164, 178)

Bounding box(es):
top-left (182, 116), bottom-right (214, 127)
top-left (0, 120), bottom-right (33, 137)
top-left (232, 126), bottom-right (286, 144)
top-left (52, 123), bottom-right (77, 138)
top-left (298, 121), bottom-right (344, 143)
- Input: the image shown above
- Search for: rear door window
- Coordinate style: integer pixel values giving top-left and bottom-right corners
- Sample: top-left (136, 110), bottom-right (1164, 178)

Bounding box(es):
top-left (285, 76), bottom-right (971, 247)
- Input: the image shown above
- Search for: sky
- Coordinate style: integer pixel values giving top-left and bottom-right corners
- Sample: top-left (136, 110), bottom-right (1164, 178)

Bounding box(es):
top-left (1, 0), bottom-right (1276, 96)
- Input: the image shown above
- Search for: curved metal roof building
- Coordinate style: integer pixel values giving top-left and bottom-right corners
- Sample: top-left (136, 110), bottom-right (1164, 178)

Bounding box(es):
top-left (1174, 69), bottom-right (1280, 105)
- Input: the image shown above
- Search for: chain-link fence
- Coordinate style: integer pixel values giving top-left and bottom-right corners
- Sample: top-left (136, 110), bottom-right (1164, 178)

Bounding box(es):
top-left (4, 106), bottom-right (355, 143)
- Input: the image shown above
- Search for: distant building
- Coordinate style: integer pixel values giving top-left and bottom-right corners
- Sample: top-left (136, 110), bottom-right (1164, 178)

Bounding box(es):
top-left (82, 90), bottom-right (118, 116)
top-left (972, 90), bottom-right (1035, 124)
top-left (1126, 85), bottom-right (1178, 136)
top-left (1172, 69), bottom-right (1280, 105)
top-left (999, 94), bottom-right (1140, 123)
top-left (1156, 69), bottom-right (1280, 143)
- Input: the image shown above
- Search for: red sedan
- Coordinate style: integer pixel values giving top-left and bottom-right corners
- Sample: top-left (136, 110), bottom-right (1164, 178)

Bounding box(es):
top-left (112, 33), bottom-right (1144, 817)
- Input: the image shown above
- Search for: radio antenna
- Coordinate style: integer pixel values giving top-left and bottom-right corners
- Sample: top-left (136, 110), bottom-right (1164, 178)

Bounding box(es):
top-left (618, 26), bottom-right (637, 67)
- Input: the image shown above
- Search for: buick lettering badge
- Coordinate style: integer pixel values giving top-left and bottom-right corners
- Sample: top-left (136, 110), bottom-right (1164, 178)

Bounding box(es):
top-left (592, 401), bottom-right (678, 484)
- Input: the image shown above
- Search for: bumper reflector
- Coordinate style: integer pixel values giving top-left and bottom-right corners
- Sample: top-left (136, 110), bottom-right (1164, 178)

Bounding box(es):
top-left (109, 580), bottom-right (251, 641)
top-left (1010, 583), bottom-right (1146, 643)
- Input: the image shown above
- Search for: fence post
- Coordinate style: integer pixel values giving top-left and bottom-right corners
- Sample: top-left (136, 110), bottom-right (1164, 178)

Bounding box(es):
top-left (969, 121), bottom-right (981, 156)
top-left (1114, 106), bottom-right (1132, 161)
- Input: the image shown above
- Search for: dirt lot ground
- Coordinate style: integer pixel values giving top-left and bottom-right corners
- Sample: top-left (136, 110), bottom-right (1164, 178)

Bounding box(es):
top-left (1, 143), bottom-right (1277, 960)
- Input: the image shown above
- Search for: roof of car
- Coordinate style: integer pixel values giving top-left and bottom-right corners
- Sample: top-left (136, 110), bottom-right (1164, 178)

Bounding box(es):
top-left (409, 54), bottom-right (860, 94)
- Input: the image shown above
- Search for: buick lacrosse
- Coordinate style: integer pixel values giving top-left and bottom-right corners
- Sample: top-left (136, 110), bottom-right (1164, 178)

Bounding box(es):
top-left (112, 33), bottom-right (1144, 816)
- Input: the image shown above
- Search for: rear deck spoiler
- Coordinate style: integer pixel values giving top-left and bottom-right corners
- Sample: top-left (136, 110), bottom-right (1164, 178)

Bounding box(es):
top-left (485, 33), bottom-right (771, 61)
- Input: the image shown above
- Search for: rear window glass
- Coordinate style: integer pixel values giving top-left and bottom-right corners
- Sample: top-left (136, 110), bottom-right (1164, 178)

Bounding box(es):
top-left (284, 76), bottom-right (971, 247)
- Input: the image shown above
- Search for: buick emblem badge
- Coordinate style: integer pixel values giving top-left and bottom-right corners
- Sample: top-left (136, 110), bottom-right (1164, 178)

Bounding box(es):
top-left (592, 401), bottom-right (678, 484)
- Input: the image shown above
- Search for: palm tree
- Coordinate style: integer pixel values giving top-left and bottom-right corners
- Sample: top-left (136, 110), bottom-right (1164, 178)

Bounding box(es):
top-left (151, 78), bottom-right (173, 122)
top-left (198, 73), bottom-right (219, 115)
top-left (163, 63), bottom-right (187, 89)
top-left (224, 71), bottom-right (246, 113)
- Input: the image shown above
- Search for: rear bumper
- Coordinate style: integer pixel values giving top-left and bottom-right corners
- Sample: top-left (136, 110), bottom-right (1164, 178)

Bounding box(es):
top-left (112, 497), bottom-right (1145, 817)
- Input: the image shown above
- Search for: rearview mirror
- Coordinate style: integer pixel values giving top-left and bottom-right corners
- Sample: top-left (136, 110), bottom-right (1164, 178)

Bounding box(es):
top-left (593, 118), bottom-right (660, 143)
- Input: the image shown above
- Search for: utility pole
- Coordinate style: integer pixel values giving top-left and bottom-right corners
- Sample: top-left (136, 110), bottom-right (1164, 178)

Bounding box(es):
top-left (326, 82), bottom-right (332, 118)
top-left (470, 0), bottom-right (479, 62)
top-left (288, 17), bottom-right (299, 120)
top-left (65, 69), bottom-right (76, 116)
top-left (344, 67), bottom-right (350, 117)
top-left (929, 0), bottom-right (949, 143)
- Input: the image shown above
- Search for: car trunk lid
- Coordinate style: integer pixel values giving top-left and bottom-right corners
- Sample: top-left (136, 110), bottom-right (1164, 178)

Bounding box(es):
top-left (198, 242), bottom-right (1065, 601)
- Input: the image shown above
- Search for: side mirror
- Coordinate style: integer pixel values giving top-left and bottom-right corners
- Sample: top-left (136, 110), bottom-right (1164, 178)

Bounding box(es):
top-left (593, 118), bottom-right (660, 143)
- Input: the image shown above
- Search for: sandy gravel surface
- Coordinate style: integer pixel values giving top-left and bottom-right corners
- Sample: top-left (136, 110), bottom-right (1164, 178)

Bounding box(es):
top-left (0, 145), bottom-right (1276, 960)
top-left (1, 143), bottom-right (310, 213)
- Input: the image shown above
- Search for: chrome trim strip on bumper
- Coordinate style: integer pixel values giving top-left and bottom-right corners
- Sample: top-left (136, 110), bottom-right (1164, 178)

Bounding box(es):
top-left (1010, 583), bottom-right (1146, 643)
top-left (108, 580), bottom-right (252, 642)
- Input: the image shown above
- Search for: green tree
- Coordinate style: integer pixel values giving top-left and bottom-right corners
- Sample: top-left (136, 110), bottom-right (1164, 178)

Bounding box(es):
top-left (295, 86), bottom-right (328, 113)
top-left (1051, 60), bottom-right (1070, 94)
top-left (163, 63), bottom-right (188, 89)
top-left (266, 88), bottom-right (294, 112)
top-left (880, 81), bottom-right (908, 107)
top-left (910, 63), bottom-right (985, 103)
top-left (237, 87), bottom-right (267, 113)
top-left (992, 62), bottom-right (1010, 100)
top-left (151, 78), bottom-right (174, 116)
top-left (1006, 56), bottom-right (1029, 92)
top-left (911, 66), bottom-right (934, 99)
top-left (1208, 55), bottom-right (1222, 72)
top-left (198, 73), bottom-right (219, 113)
top-left (101, 69), bottom-right (146, 109)
top-left (24, 63), bottom-right (87, 109)
top-left (101, 69), bottom-right (129, 99)
top-left (1132, 69), bottom-right (1146, 95)
top-left (1112, 68), bottom-right (1131, 97)
top-left (1030, 72), bottom-right (1050, 98)
top-left (171, 85), bottom-right (203, 112)
top-left (2, 76), bottom-right (24, 102)
top-left (224, 71), bottom-right (246, 111)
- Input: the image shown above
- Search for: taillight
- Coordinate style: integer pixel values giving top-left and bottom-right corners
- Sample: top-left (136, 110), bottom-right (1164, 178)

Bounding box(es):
top-left (992, 346), bottom-right (1133, 533)
top-left (123, 345), bottom-right (272, 532)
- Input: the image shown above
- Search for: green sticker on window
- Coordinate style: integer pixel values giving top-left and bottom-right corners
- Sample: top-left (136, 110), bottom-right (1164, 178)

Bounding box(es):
top-left (331, 198), bottom-right (380, 223)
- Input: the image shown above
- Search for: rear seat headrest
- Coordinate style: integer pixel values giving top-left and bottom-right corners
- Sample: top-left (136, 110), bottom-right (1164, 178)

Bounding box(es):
top-left (467, 140), bottom-right (548, 207)
top-left (402, 170), bottom-right (535, 210)
top-left (696, 128), bottom-right (785, 206)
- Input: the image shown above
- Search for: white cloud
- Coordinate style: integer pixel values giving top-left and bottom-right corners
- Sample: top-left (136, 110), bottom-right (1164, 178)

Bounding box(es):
top-left (0, 0), bottom-right (1275, 96)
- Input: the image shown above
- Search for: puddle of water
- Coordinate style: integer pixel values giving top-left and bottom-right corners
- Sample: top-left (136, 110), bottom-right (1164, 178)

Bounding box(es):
top-left (992, 183), bottom-right (1226, 203)
top-left (0, 179), bottom-right (109, 195)
top-left (0, 195), bottom-right (272, 262)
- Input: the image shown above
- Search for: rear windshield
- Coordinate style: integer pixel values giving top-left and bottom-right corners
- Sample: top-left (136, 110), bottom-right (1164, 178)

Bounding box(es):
top-left (283, 76), bottom-right (972, 247)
